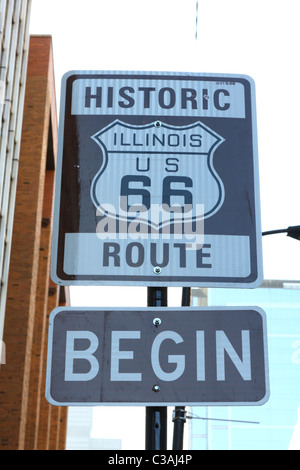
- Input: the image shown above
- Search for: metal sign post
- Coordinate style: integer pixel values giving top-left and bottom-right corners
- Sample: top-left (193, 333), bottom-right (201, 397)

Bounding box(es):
top-left (48, 70), bottom-right (267, 451)
top-left (146, 287), bottom-right (168, 450)
top-left (172, 287), bottom-right (191, 450)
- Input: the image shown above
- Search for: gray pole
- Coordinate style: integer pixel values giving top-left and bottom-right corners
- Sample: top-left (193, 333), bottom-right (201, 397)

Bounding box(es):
top-left (172, 287), bottom-right (190, 450)
top-left (145, 287), bottom-right (168, 450)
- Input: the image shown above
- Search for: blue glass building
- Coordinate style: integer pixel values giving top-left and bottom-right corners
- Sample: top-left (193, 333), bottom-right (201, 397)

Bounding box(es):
top-left (190, 281), bottom-right (300, 450)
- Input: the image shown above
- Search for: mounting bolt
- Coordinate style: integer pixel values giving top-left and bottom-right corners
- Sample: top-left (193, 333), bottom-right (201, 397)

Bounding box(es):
top-left (154, 120), bottom-right (162, 127)
top-left (153, 266), bottom-right (162, 275)
top-left (153, 318), bottom-right (161, 327)
top-left (152, 384), bottom-right (160, 392)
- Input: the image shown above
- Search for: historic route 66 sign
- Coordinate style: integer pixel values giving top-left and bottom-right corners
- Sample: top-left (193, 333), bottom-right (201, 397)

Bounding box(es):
top-left (51, 71), bottom-right (263, 287)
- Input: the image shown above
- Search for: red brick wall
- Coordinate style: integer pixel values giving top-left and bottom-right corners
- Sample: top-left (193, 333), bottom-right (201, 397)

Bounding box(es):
top-left (0, 36), bottom-right (68, 450)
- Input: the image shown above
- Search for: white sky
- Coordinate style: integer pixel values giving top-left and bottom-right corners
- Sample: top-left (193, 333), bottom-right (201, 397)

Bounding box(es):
top-left (29, 0), bottom-right (300, 449)
top-left (29, 0), bottom-right (300, 286)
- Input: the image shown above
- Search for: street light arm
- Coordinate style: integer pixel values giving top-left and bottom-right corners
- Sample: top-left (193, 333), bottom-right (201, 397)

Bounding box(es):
top-left (262, 225), bottom-right (300, 240)
top-left (262, 228), bottom-right (288, 236)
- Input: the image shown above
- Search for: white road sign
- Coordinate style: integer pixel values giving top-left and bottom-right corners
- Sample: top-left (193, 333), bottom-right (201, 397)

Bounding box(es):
top-left (51, 71), bottom-right (263, 287)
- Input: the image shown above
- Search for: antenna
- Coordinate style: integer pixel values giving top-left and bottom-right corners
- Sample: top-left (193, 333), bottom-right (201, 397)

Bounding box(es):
top-left (195, 0), bottom-right (198, 39)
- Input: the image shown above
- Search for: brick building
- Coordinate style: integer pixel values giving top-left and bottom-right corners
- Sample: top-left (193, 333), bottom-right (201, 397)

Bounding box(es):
top-left (0, 31), bottom-right (69, 449)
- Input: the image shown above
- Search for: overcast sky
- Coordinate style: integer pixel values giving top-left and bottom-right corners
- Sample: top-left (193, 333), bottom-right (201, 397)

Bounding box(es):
top-left (29, 0), bottom-right (300, 288)
top-left (29, 0), bottom-right (300, 450)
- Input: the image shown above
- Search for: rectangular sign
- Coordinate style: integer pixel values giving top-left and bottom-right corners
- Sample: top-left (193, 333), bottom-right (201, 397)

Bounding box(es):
top-left (45, 307), bottom-right (269, 406)
top-left (51, 71), bottom-right (263, 287)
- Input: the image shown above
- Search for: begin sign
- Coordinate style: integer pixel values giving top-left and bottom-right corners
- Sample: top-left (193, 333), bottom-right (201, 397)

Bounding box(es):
top-left (46, 307), bottom-right (269, 406)
top-left (51, 71), bottom-right (262, 287)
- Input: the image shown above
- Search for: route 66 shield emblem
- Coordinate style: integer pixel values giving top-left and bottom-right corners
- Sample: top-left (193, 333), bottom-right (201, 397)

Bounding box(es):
top-left (90, 119), bottom-right (225, 232)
